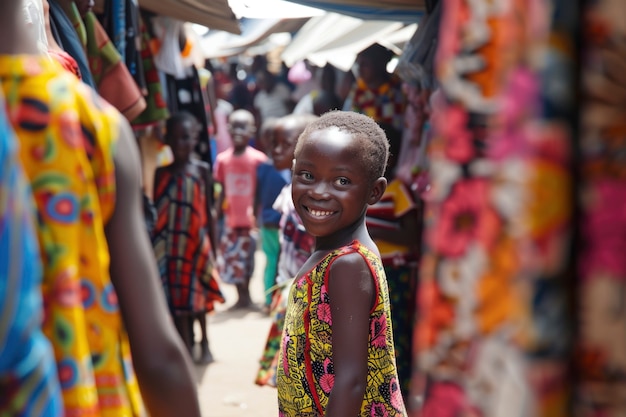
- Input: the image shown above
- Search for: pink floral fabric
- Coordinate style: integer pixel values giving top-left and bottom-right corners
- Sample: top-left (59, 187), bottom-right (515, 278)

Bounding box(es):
top-left (411, 0), bottom-right (575, 415)
top-left (575, 0), bottom-right (626, 415)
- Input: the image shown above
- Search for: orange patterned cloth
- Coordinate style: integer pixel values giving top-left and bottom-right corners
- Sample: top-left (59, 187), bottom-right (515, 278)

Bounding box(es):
top-left (0, 55), bottom-right (146, 416)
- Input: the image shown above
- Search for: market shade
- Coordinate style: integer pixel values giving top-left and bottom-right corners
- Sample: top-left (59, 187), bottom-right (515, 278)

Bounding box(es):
top-left (285, 0), bottom-right (424, 23)
top-left (282, 12), bottom-right (417, 71)
top-left (139, 0), bottom-right (241, 34)
top-left (201, 17), bottom-right (310, 59)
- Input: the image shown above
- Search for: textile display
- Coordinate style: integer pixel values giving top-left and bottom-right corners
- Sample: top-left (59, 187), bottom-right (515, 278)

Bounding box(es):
top-left (48, 0), bottom-right (96, 88)
top-left (411, 0), bottom-right (576, 415)
top-left (82, 10), bottom-right (146, 121)
top-left (130, 12), bottom-right (170, 129)
top-left (574, 0), bottom-right (626, 415)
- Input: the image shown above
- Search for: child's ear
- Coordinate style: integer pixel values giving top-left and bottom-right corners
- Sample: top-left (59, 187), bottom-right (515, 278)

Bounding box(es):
top-left (368, 177), bottom-right (387, 205)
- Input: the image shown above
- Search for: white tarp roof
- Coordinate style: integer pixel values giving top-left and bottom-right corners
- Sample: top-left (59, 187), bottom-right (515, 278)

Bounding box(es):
top-left (281, 12), bottom-right (417, 71)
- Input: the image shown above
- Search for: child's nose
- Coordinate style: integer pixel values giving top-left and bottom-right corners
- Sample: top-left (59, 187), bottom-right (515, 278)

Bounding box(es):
top-left (309, 182), bottom-right (330, 199)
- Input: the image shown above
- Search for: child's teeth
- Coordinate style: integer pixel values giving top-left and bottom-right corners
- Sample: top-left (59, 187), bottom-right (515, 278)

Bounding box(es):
top-left (311, 209), bottom-right (332, 217)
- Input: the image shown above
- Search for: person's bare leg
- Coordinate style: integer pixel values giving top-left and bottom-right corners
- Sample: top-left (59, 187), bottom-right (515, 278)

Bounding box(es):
top-left (232, 282), bottom-right (252, 308)
top-left (197, 313), bottom-right (214, 364)
top-left (174, 316), bottom-right (194, 359)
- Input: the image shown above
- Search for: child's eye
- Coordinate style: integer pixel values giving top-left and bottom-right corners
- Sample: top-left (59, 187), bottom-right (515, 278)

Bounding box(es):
top-left (335, 177), bottom-right (350, 186)
top-left (297, 171), bottom-right (314, 181)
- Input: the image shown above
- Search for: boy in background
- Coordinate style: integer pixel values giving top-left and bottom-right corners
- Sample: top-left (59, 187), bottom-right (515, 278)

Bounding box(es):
top-left (214, 109), bottom-right (267, 308)
top-left (255, 117), bottom-right (288, 313)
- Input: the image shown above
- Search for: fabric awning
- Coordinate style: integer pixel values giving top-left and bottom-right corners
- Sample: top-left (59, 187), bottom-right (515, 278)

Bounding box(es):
top-left (139, 0), bottom-right (241, 34)
top-left (281, 12), bottom-right (417, 71)
top-left (285, 0), bottom-right (424, 23)
top-left (201, 17), bottom-right (309, 58)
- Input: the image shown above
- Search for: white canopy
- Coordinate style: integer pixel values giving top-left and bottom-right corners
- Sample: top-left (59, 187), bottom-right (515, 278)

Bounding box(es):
top-left (281, 12), bottom-right (417, 71)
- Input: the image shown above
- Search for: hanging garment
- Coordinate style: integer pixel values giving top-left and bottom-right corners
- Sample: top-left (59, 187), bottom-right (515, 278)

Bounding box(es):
top-left (124, 0), bottom-right (147, 96)
top-left (412, 0), bottom-right (575, 415)
top-left (81, 10), bottom-right (146, 121)
top-left (48, 0), bottom-right (96, 88)
top-left (130, 12), bottom-right (170, 129)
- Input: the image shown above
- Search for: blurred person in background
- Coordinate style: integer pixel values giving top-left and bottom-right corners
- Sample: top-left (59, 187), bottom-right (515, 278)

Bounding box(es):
top-left (345, 43), bottom-right (407, 141)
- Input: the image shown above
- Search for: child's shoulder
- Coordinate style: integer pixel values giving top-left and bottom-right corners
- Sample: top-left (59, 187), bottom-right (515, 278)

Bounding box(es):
top-left (246, 145), bottom-right (269, 161)
top-left (215, 147), bottom-right (234, 162)
top-left (334, 240), bottom-right (381, 265)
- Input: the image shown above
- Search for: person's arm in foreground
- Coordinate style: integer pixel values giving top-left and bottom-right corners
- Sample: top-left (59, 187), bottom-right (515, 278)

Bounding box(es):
top-left (325, 253), bottom-right (374, 417)
top-left (105, 119), bottom-right (202, 417)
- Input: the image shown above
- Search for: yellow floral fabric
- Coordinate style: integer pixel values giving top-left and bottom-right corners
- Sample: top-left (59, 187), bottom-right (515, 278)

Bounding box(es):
top-left (277, 240), bottom-right (407, 417)
top-left (0, 55), bottom-right (145, 417)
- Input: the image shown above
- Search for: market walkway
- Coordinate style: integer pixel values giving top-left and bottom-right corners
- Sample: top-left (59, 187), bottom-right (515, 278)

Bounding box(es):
top-left (194, 249), bottom-right (279, 417)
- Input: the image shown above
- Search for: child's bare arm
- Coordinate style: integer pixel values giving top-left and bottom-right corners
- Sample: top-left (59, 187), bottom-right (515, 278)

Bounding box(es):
top-left (105, 120), bottom-right (202, 417)
top-left (199, 161), bottom-right (217, 253)
top-left (325, 253), bottom-right (374, 417)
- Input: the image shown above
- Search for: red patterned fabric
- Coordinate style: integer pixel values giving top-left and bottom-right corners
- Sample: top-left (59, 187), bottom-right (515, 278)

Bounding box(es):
top-left (152, 168), bottom-right (224, 313)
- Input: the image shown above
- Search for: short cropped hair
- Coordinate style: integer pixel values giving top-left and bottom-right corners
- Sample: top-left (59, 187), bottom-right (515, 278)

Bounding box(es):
top-left (165, 111), bottom-right (199, 138)
top-left (295, 111), bottom-right (389, 182)
top-left (228, 108), bottom-right (255, 125)
top-left (357, 43), bottom-right (394, 65)
top-left (277, 113), bottom-right (319, 138)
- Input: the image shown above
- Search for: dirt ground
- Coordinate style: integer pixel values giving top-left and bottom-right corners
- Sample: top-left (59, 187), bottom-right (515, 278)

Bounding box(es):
top-left (194, 249), bottom-right (279, 417)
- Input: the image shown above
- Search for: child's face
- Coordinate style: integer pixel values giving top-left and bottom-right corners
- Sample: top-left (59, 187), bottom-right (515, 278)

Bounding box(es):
top-left (291, 127), bottom-right (378, 238)
top-left (271, 125), bottom-right (299, 171)
top-left (228, 113), bottom-right (255, 151)
top-left (260, 125), bottom-right (275, 156)
top-left (167, 119), bottom-right (197, 162)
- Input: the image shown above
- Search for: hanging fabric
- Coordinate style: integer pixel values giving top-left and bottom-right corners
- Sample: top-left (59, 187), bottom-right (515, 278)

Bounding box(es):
top-left (411, 0), bottom-right (577, 415)
top-left (130, 11), bottom-right (170, 129)
top-left (124, 0), bottom-right (147, 96)
top-left (80, 9), bottom-right (146, 121)
top-left (47, 0), bottom-right (96, 88)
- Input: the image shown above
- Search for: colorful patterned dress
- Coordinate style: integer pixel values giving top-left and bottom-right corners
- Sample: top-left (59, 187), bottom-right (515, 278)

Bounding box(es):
top-left (277, 240), bottom-right (407, 417)
top-left (347, 76), bottom-right (407, 134)
top-left (0, 95), bottom-right (62, 416)
top-left (0, 55), bottom-right (145, 416)
top-left (152, 166), bottom-right (224, 314)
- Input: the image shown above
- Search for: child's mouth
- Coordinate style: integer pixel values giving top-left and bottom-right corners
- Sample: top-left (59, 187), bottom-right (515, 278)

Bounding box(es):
top-left (305, 207), bottom-right (335, 218)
